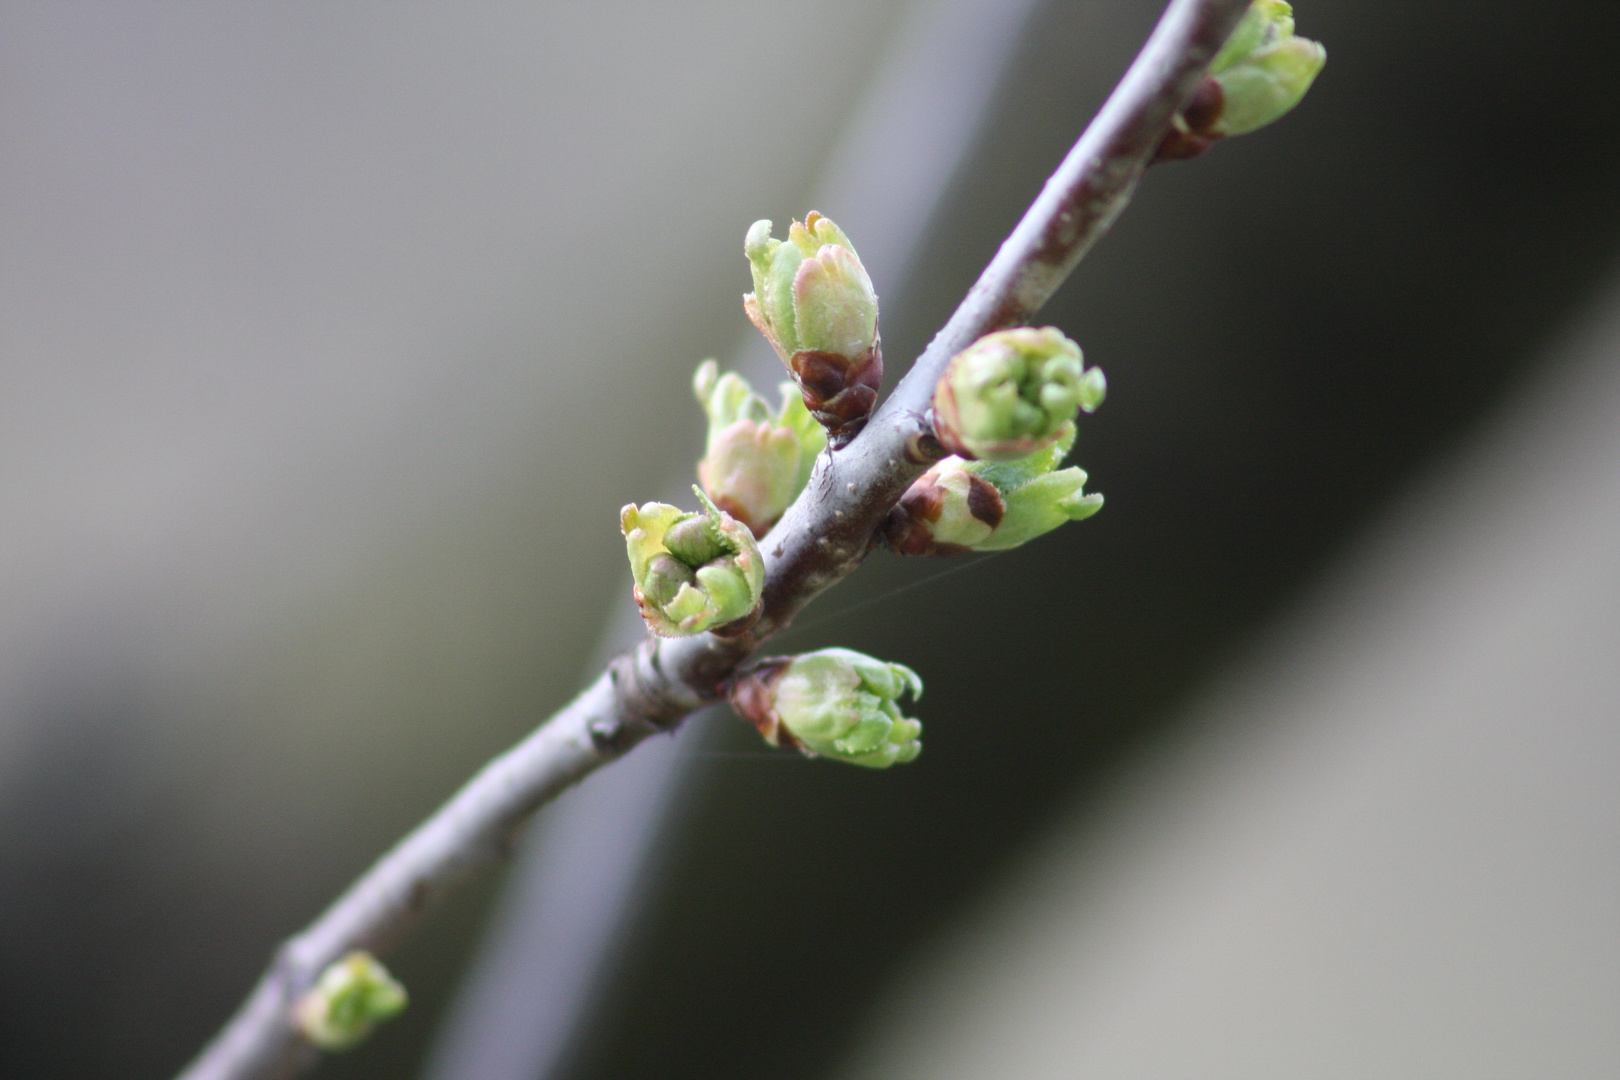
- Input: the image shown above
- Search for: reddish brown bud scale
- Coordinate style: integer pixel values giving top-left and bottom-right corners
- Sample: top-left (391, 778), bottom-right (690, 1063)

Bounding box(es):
top-left (1181, 75), bottom-right (1226, 132)
top-left (904, 426), bottom-right (947, 464)
top-left (1153, 75), bottom-right (1226, 162)
top-left (787, 341), bottom-right (883, 448)
top-left (1152, 128), bottom-right (1221, 161)
top-left (727, 657), bottom-right (801, 750)
top-left (965, 470), bottom-right (1005, 527)
top-left (880, 466), bottom-right (1004, 557)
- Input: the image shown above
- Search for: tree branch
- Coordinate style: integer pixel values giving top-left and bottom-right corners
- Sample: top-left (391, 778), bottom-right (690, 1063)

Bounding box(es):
top-left (176, 2), bottom-right (1248, 1077)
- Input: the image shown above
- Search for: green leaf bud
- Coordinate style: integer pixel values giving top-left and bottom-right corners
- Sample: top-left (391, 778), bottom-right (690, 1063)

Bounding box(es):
top-left (293, 951), bottom-right (408, 1053)
top-left (1077, 366), bottom-right (1107, 413)
top-left (622, 487), bottom-right (765, 637)
top-left (884, 422), bottom-right (1102, 555)
top-left (730, 648), bottom-right (922, 768)
top-left (881, 458), bottom-right (1005, 556)
top-left (1210, 31), bottom-right (1325, 136)
top-left (693, 360), bottom-right (826, 538)
top-left (743, 213), bottom-right (882, 445)
top-left (931, 326), bottom-right (1099, 461)
top-left (641, 553), bottom-right (697, 609)
top-left (662, 513), bottom-right (728, 567)
top-left (1161, 0), bottom-right (1324, 159)
top-left (1211, 0), bottom-right (1297, 76)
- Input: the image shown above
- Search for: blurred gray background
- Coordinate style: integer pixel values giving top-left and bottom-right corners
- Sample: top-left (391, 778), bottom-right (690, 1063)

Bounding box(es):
top-left (1, 2), bottom-right (1617, 1078)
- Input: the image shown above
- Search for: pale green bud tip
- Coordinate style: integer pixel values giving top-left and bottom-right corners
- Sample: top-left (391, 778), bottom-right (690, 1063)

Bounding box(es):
top-left (731, 648), bottom-right (922, 768)
top-left (663, 513), bottom-right (726, 566)
top-left (1212, 0), bottom-right (1295, 73)
top-left (932, 327), bottom-right (1100, 461)
top-left (745, 213), bottom-right (874, 361)
top-left (642, 553), bottom-right (697, 608)
top-left (693, 358), bottom-right (720, 404)
top-left (1077, 367), bottom-right (1106, 413)
top-left (622, 488), bottom-right (765, 637)
top-left (1209, 0), bottom-right (1324, 137)
top-left (693, 360), bottom-right (826, 538)
top-left (744, 219), bottom-right (776, 267)
top-left (294, 951), bottom-right (408, 1053)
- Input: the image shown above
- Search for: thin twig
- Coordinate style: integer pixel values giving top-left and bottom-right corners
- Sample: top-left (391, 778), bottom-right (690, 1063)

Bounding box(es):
top-left (175, 3), bottom-right (1247, 1077)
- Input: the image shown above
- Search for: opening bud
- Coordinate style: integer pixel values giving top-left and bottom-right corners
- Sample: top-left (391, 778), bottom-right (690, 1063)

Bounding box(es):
top-left (293, 951), bottom-right (408, 1053)
top-left (693, 360), bottom-right (827, 538)
top-left (622, 487), bottom-right (765, 637)
top-left (743, 213), bottom-right (881, 446)
top-left (883, 422), bottom-right (1102, 555)
top-left (1159, 0), bottom-right (1325, 159)
top-left (931, 326), bottom-right (1100, 461)
top-left (730, 648), bottom-right (922, 769)
top-left (1210, 0), bottom-right (1325, 135)
top-left (882, 460), bottom-right (1005, 556)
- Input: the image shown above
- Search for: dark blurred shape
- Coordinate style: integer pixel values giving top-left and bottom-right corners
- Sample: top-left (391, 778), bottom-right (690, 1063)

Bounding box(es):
top-left (839, 266), bottom-right (1620, 1077)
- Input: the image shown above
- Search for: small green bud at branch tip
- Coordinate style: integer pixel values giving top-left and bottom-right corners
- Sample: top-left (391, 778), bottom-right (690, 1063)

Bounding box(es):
top-left (293, 951), bottom-right (408, 1053)
top-left (1158, 0), bottom-right (1324, 160)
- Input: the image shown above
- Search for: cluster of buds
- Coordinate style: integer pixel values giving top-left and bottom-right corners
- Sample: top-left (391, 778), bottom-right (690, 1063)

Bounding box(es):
top-left (293, 951), bottom-right (408, 1052)
top-left (744, 213), bottom-right (881, 446)
top-left (1158, 0), bottom-right (1326, 160)
top-left (883, 422), bottom-right (1102, 556)
top-left (931, 326), bottom-right (1104, 461)
top-left (730, 648), bottom-right (922, 768)
top-left (693, 359), bottom-right (826, 538)
top-left (622, 488), bottom-right (765, 637)
top-left (624, 224), bottom-right (1106, 765)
